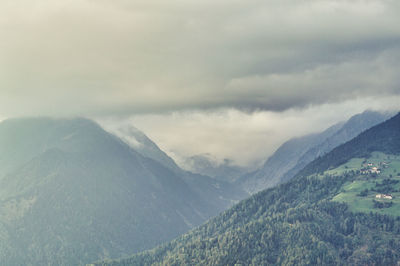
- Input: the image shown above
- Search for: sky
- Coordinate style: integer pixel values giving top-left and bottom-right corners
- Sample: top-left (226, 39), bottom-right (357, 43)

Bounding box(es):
top-left (1, 0), bottom-right (400, 167)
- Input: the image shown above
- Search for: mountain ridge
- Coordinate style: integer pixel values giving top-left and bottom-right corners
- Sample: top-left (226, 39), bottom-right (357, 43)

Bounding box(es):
top-left (297, 112), bottom-right (400, 178)
top-left (238, 110), bottom-right (393, 194)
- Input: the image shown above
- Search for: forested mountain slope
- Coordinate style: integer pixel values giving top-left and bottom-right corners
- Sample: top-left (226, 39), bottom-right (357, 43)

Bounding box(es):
top-left (101, 124), bottom-right (248, 206)
top-left (0, 118), bottom-right (242, 265)
top-left (97, 112), bottom-right (400, 266)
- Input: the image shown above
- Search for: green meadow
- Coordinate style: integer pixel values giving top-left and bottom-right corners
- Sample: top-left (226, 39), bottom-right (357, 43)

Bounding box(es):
top-left (325, 152), bottom-right (400, 216)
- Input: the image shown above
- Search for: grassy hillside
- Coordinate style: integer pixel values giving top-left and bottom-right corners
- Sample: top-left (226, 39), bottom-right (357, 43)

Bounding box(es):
top-left (321, 152), bottom-right (400, 216)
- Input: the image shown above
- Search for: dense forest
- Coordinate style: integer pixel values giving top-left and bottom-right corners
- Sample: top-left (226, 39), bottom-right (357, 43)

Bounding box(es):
top-left (96, 113), bottom-right (400, 265)
top-left (97, 173), bottom-right (400, 265)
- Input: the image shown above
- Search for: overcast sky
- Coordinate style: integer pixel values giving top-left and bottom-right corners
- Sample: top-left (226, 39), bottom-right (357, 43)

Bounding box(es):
top-left (1, 0), bottom-right (400, 166)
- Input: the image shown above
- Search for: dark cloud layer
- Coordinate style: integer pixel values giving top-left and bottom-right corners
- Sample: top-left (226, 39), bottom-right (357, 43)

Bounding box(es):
top-left (0, 0), bottom-right (400, 116)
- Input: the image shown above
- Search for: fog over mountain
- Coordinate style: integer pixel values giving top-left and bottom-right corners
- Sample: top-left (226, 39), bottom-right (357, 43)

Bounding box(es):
top-left (101, 124), bottom-right (182, 173)
top-left (239, 110), bottom-right (394, 194)
top-left (179, 154), bottom-right (250, 183)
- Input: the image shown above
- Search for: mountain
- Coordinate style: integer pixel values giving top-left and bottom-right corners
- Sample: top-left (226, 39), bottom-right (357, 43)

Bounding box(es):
top-left (238, 110), bottom-right (393, 194)
top-left (97, 112), bottom-right (400, 266)
top-left (179, 154), bottom-right (249, 183)
top-left (99, 124), bottom-right (249, 206)
top-left (298, 111), bottom-right (400, 177)
top-left (237, 122), bottom-right (343, 193)
top-left (101, 124), bottom-right (181, 173)
top-left (107, 125), bottom-right (250, 184)
top-left (0, 118), bottom-right (243, 265)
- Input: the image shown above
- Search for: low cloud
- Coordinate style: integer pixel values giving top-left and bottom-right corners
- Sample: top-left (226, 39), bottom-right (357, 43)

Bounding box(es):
top-left (97, 96), bottom-right (400, 167)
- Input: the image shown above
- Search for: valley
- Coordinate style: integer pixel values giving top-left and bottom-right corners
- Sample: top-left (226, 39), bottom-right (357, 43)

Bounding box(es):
top-left (2, 1), bottom-right (400, 264)
top-left (95, 112), bottom-right (400, 265)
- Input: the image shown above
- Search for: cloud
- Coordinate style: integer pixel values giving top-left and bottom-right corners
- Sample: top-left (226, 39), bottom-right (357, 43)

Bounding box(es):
top-left (225, 50), bottom-right (400, 110)
top-left (0, 0), bottom-right (399, 117)
top-left (97, 96), bottom-right (400, 167)
top-left (2, 0), bottom-right (400, 165)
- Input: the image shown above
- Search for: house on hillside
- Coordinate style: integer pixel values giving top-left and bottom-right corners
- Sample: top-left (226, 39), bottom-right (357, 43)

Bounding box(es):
top-left (371, 167), bottom-right (381, 174)
top-left (376, 194), bottom-right (393, 200)
top-left (360, 163), bottom-right (382, 175)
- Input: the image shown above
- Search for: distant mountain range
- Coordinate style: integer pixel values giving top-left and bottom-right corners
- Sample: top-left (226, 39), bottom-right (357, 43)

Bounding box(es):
top-left (102, 123), bottom-right (248, 209)
top-left (178, 154), bottom-right (249, 183)
top-left (98, 113), bottom-right (400, 265)
top-left (109, 126), bottom-right (250, 183)
top-left (121, 110), bottom-right (392, 190)
top-left (0, 118), bottom-right (246, 265)
top-left (238, 110), bottom-right (394, 194)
